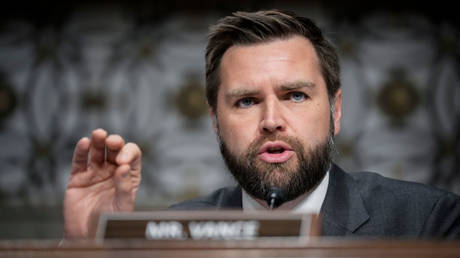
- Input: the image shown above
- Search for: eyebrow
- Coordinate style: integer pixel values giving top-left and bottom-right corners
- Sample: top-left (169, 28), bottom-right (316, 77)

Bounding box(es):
top-left (225, 88), bottom-right (259, 99)
top-left (277, 81), bottom-right (316, 91)
top-left (225, 81), bottom-right (316, 100)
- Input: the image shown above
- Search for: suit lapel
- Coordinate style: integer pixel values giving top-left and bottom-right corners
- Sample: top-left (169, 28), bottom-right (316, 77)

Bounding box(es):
top-left (320, 164), bottom-right (369, 236)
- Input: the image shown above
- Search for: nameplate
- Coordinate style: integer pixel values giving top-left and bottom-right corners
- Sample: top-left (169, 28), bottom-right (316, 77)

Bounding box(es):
top-left (96, 211), bottom-right (320, 242)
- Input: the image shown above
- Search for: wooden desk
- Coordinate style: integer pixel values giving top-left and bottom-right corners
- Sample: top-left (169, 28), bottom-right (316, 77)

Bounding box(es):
top-left (1, 239), bottom-right (460, 258)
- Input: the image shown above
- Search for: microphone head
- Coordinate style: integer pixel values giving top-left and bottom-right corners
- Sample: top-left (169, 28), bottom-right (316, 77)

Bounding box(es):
top-left (266, 187), bottom-right (286, 209)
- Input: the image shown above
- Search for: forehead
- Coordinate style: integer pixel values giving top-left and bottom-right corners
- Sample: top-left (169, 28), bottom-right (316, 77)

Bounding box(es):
top-left (218, 36), bottom-right (324, 93)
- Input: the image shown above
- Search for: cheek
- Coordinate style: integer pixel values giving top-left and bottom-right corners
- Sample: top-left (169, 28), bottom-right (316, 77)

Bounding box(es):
top-left (291, 105), bottom-right (331, 144)
top-left (218, 117), bottom-right (256, 155)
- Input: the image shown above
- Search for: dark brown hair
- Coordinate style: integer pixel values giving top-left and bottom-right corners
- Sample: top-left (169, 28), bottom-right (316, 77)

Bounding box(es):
top-left (205, 10), bottom-right (341, 112)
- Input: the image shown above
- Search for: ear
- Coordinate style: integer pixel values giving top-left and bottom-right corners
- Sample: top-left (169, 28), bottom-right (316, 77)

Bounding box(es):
top-left (332, 89), bottom-right (342, 136)
top-left (209, 107), bottom-right (218, 134)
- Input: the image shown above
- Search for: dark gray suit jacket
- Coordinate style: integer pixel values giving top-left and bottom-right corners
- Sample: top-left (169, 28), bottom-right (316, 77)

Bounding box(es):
top-left (169, 164), bottom-right (460, 238)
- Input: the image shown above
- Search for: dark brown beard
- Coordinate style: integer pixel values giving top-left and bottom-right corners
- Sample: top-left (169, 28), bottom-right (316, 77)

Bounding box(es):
top-left (218, 132), bottom-right (334, 203)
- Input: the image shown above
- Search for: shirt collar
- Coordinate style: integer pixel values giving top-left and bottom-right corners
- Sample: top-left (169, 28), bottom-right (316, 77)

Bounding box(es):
top-left (242, 170), bottom-right (330, 214)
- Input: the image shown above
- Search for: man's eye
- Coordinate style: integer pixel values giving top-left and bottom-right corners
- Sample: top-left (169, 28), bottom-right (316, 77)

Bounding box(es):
top-left (290, 92), bottom-right (307, 102)
top-left (236, 98), bottom-right (255, 108)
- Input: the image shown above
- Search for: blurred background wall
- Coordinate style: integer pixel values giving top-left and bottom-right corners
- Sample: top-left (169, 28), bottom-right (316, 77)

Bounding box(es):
top-left (0, 0), bottom-right (459, 238)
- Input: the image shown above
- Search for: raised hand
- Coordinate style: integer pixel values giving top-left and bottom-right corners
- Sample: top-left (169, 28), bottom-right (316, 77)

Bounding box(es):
top-left (63, 129), bottom-right (142, 238)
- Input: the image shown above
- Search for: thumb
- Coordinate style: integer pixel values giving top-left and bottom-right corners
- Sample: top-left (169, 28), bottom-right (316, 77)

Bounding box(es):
top-left (114, 165), bottom-right (135, 211)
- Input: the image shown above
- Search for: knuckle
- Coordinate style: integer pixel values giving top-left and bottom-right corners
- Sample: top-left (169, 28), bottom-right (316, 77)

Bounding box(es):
top-left (108, 134), bottom-right (122, 141)
top-left (126, 142), bottom-right (141, 152)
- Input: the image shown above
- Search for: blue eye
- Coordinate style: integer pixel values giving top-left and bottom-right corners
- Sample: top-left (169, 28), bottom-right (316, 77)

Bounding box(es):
top-left (290, 92), bottom-right (306, 102)
top-left (237, 98), bottom-right (255, 108)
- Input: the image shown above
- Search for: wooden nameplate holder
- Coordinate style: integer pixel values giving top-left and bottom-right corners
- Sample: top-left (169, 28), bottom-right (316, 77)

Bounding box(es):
top-left (96, 210), bottom-right (320, 243)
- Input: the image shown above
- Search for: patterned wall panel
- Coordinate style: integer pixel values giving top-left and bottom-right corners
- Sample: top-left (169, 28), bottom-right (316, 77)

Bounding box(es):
top-left (0, 8), bottom-right (234, 209)
top-left (333, 13), bottom-right (460, 194)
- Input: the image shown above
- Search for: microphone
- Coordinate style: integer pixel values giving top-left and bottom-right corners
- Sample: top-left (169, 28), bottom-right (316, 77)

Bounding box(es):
top-left (266, 187), bottom-right (286, 210)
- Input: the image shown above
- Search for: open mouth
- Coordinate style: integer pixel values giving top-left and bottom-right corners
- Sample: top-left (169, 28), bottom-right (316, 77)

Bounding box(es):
top-left (266, 146), bottom-right (286, 154)
top-left (258, 141), bottom-right (294, 163)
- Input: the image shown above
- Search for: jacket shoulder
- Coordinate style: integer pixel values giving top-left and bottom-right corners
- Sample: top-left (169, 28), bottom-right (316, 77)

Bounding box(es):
top-left (347, 170), bottom-right (460, 237)
top-left (349, 171), bottom-right (454, 201)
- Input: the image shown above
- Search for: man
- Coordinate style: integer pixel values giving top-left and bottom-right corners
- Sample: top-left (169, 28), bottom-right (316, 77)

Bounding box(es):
top-left (63, 10), bottom-right (460, 239)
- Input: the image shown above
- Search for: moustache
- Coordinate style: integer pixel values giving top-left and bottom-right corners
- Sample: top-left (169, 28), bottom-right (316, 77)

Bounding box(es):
top-left (247, 134), bottom-right (304, 158)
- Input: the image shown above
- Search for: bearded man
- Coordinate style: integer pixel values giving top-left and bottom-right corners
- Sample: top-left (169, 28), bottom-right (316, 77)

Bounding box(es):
top-left (63, 10), bottom-right (460, 238)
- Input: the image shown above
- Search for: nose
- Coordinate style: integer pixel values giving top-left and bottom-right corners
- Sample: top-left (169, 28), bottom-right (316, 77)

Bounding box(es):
top-left (259, 98), bottom-right (286, 134)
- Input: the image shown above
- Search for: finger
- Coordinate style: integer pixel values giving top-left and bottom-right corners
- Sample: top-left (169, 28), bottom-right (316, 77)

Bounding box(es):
top-left (71, 137), bottom-right (90, 174)
top-left (114, 164), bottom-right (135, 211)
top-left (89, 128), bottom-right (107, 165)
top-left (116, 143), bottom-right (142, 170)
top-left (106, 134), bottom-right (125, 164)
